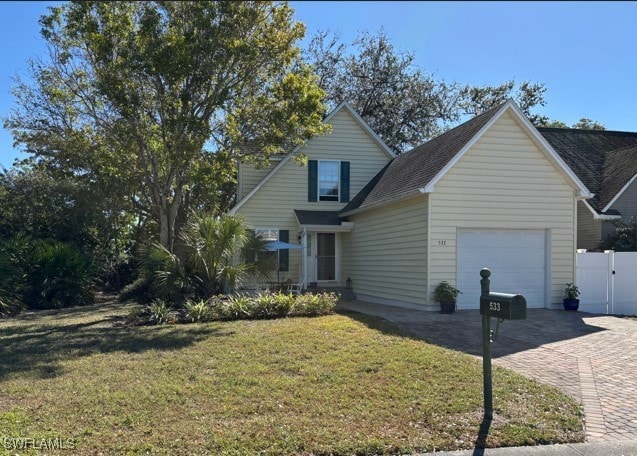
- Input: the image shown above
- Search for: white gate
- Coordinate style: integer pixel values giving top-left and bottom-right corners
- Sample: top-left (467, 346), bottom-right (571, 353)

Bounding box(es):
top-left (576, 250), bottom-right (637, 315)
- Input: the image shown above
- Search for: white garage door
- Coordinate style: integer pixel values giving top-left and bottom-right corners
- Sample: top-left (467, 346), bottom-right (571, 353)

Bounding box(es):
top-left (456, 229), bottom-right (547, 309)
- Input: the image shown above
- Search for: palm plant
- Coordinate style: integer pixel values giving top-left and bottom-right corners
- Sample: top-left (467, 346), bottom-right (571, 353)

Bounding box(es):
top-left (143, 214), bottom-right (274, 300)
top-left (142, 243), bottom-right (194, 302)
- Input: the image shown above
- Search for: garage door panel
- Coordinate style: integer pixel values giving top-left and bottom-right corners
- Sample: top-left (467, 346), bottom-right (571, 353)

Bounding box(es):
top-left (457, 230), bottom-right (546, 309)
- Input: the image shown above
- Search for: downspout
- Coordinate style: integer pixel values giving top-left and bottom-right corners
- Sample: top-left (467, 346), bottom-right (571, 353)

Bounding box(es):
top-left (573, 192), bottom-right (578, 303)
top-left (426, 194), bottom-right (432, 307)
top-left (301, 228), bottom-right (307, 288)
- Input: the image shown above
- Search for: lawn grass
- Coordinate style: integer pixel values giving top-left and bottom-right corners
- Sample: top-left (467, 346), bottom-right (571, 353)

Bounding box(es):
top-left (0, 298), bottom-right (584, 455)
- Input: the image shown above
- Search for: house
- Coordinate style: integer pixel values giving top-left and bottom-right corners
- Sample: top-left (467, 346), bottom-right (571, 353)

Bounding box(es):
top-left (230, 102), bottom-right (395, 290)
top-left (229, 100), bottom-right (592, 310)
top-left (537, 128), bottom-right (637, 250)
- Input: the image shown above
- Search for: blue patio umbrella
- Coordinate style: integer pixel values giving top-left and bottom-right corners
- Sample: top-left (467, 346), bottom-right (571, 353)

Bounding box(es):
top-left (264, 240), bottom-right (303, 284)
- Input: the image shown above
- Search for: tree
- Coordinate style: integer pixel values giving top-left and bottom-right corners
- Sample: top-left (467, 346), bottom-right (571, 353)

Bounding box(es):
top-left (600, 219), bottom-right (637, 251)
top-left (572, 118), bottom-right (606, 130)
top-left (0, 164), bottom-right (136, 288)
top-left (539, 118), bottom-right (606, 130)
top-left (305, 29), bottom-right (548, 153)
top-left (6, 1), bottom-right (329, 251)
top-left (459, 80), bottom-right (549, 125)
top-left (306, 30), bottom-right (460, 153)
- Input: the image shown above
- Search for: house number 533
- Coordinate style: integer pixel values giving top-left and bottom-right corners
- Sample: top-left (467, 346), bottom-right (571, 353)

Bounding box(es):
top-left (489, 301), bottom-right (501, 311)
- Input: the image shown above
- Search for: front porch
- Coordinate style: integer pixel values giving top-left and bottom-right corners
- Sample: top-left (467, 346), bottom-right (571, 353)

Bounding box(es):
top-left (294, 209), bottom-right (354, 290)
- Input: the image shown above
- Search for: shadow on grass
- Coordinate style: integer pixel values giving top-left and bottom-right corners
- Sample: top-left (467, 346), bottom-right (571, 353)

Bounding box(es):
top-left (0, 304), bottom-right (231, 380)
top-left (334, 307), bottom-right (415, 339)
top-left (336, 305), bottom-right (609, 359)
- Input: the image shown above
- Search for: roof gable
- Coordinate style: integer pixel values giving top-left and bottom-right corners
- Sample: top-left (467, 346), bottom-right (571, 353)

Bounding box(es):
top-left (228, 102), bottom-right (394, 215)
top-left (538, 128), bottom-right (637, 214)
top-left (342, 99), bottom-right (590, 215)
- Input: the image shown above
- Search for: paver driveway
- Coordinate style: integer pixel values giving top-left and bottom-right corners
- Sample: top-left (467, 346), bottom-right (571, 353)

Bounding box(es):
top-left (338, 301), bottom-right (637, 442)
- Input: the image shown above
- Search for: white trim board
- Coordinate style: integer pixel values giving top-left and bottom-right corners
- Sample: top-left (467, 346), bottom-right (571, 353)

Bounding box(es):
top-left (602, 173), bottom-right (637, 213)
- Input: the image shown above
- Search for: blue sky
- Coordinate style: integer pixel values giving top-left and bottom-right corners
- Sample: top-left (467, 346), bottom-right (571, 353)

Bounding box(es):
top-left (1, 1), bottom-right (636, 168)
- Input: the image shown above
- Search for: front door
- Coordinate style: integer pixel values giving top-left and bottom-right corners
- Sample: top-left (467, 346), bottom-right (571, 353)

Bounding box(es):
top-left (316, 233), bottom-right (336, 281)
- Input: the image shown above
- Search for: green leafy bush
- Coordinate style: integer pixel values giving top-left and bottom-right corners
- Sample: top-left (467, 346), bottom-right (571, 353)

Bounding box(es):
top-left (1, 236), bottom-right (94, 311)
top-left (0, 245), bottom-right (23, 316)
top-left (125, 290), bottom-right (339, 326)
top-left (22, 239), bottom-right (94, 309)
top-left (600, 218), bottom-right (637, 251)
top-left (213, 295), bottom-right (253, 321)
top-left (183, 299), bottom-right (213, 323)
top-left (291, 292), bottom-right (339, 316)
top-left (118, 277), bottom-right (153, 304)
top-left (253, 291), bottom-right (295, 318)
top-left (211, 291), bottom-right (337, 322)
top-left (148, 299), bottom-right (174, 325)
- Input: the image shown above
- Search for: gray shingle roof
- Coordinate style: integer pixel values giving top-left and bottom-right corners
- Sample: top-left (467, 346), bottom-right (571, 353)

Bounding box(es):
top-left (341, 102), bottom-right (505, 214)
top-left (294, 210), bottom-right (345, 226)
top-left (538, 128), bottom-right (637, 213)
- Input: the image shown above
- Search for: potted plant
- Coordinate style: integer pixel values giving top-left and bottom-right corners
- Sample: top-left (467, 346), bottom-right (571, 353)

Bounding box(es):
top-left (563, 283), bottom-right (580, 311)
top-left (434, 281), bottom-right (461, 314)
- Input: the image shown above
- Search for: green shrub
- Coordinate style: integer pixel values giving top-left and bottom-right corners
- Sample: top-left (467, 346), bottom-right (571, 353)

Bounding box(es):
top-left (213, 295), bottom-right (252, 320)
top-left (124, 305), bottom-right (149, 326)
top-left (148, 299), bottom-right (174, 325)
top-left (0, 238), bottom-right (24, 316)
top-left (183, 299), bottom-right (213, 323)
top-left (209, 291), bottom-right (337, 322)
top-left (253, 291), bottom-right (295, 318)
top-left (118, 277), bottom-right (153, 304)
top-left (22, 239), bottom-right (94, 309)
top-left (291, 292), bottom-right (339, 317)
top-left (136, 290), bottom-right (340, 325)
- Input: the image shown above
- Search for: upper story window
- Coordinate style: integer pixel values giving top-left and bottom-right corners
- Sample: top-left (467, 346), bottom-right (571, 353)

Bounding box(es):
top-left (319, 160), bottom-right (340, 201)
top-left (308, 159), bottom-right (349, 203)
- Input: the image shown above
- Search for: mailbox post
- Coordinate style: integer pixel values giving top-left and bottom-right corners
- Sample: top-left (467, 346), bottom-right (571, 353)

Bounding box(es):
top-left (479, 268), bottom-right (527, 421)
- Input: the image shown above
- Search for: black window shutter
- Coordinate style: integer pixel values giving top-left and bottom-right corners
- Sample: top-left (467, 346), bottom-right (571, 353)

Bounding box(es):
top-left (308, 160), bottom-right (318, 202)
top-left (340, 161), bottom-right (350, 203)
top-left (279, 230), bottom-right (289, 272)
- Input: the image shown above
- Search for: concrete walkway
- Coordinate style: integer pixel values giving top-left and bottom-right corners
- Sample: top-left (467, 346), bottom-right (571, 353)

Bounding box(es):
top-left (337, 300), bottom-right (637, 443)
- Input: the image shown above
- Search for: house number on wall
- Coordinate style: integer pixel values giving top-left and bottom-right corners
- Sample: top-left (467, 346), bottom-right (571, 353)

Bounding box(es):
top-left (437, 240), bottom-right (447, 246)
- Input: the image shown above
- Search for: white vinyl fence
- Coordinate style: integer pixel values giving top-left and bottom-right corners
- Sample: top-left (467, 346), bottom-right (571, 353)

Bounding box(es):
top-left (576, 250), bottom-right (637, 315)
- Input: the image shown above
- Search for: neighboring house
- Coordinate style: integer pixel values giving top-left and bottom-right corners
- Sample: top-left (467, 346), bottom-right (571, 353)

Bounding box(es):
top-left (229, 100), bottom-right (592, 311)
top-left (537, 128), bottom-right (637, 250)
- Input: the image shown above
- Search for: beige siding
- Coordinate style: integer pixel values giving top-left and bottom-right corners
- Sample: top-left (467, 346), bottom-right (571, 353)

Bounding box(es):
top-left (234, 108), bottom-right (392, 284)
top-left (237, 161), bottom-right (277, 201)
top-left (430, 111), bottom-right (576, 308)
top-left (577, 201), bottom-right (602, 249)
top-left (342, 195), bottom-right (429, 307)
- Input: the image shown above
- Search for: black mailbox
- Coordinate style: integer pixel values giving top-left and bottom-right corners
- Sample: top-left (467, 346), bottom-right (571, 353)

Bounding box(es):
top-left (480, 292), bottom-right (527, 320)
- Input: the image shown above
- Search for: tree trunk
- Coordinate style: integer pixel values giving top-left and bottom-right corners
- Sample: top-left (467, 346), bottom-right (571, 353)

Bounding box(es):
top-left (158, 209), bottom-right (172, 252)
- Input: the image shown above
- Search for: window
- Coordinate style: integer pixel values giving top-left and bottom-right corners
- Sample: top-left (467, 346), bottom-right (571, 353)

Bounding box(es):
top-left (255, 229), bottom-right (278, 242)
top-left (308, 160), bottom-right (349, 203)
top-left (318, 161), bottom-right (339, 201)
top-left (254, 228), bottom-right (289, 272)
